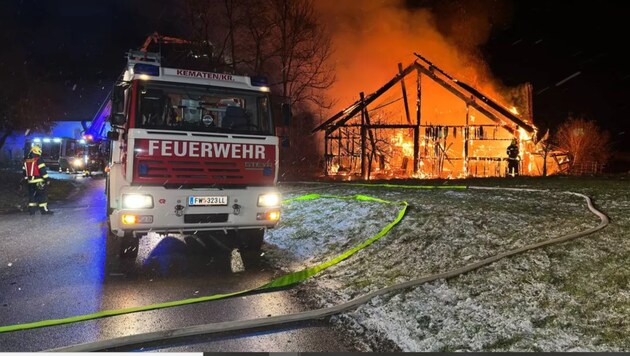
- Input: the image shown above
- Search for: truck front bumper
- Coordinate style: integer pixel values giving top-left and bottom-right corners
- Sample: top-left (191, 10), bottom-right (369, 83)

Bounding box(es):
top-left (109, 186), bottom-right (280, 238)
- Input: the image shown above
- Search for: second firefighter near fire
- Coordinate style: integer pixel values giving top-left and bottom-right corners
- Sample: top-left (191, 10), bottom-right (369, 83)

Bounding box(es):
top-left (506, 138), bottom-right (520, 177)
top-left (22, 145), bottom-right (54, 215)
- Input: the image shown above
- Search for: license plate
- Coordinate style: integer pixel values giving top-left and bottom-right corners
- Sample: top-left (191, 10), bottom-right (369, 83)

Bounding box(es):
top-left (188, 196), bottom-right (228, 206)
top-left (137, 215), bottom-right (153, 224)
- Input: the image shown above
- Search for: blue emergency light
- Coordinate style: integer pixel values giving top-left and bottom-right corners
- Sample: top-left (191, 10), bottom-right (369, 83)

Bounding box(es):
top-left (134, 63), bottom-right (160, 76)
top-left (250, 76), bottom-right (269, 87)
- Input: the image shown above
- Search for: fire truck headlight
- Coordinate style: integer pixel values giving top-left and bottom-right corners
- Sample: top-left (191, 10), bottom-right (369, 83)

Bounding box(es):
top-left (72, 158), bottom-right (84, 167)
top-left (257, 193), bottom-right (281, 207)
top-left (122, 194), bottom-right (154, 209)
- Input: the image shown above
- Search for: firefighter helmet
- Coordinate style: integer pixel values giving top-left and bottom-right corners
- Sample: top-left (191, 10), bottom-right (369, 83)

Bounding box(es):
top-left (30, 145), bottom-right (42, 155)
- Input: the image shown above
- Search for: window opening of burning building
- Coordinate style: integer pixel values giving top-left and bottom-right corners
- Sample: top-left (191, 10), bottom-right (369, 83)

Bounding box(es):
top-left (314, 53), bottom-right (567, 179)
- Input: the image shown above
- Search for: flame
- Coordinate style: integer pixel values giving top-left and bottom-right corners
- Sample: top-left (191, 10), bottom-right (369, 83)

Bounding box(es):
top-left (519, 127), bottom-right (531, 141)
top-left (315, 1), bottom-right (556, 179)
top-left (389, 131), bottom-right (414, 157)
top-left (315, 0), bottom-right (515, 113)
top-left (401, 142), bottom-right (413, 157)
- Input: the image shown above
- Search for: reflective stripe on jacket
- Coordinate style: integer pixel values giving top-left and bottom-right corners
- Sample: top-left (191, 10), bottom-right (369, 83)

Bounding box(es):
top-left (24, 156), bottom-right (48, 183)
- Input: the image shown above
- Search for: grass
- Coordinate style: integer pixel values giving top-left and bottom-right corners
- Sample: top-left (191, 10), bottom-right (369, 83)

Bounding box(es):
top-left (487, 334), bottom-right (525, 351)
top-left (0, 170), bottom-right (77, 213)
top-left (271, 174), bottom-right (630, 351)
top-left (47, 178), bottom-right (77, 201)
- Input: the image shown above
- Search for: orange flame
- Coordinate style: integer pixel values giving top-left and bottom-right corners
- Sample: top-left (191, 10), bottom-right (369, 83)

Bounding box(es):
top-left (315, 0), bottom-right (557, 178)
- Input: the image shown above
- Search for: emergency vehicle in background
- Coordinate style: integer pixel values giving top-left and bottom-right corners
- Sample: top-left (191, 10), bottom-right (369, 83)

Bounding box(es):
top-left (105, 46), bottom-right (286, 258)
top-left (58, 140), bottom-right (108, 176)
top-left (24, 137), bottom-right (77, 171)
top-left (71, 96), bottom-right (111, 176)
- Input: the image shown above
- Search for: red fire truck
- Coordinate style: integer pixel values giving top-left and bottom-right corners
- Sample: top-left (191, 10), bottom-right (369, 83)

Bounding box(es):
top-left (106, 50), bottom-right (286, 258)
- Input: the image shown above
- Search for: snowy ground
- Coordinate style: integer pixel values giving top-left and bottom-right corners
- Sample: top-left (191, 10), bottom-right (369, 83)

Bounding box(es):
top-left (264, 177), bottom-right (629, 352)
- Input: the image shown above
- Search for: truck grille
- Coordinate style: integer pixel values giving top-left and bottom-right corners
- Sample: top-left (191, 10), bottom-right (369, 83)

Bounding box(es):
top-left (131, 138), bottom-right (276, 185)
top-left (137, 159), bottom-right (244, 180)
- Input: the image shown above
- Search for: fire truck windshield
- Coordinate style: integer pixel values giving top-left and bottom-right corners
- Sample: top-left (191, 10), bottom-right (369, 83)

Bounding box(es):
top-left (134, 81), bottom-right (274, 135)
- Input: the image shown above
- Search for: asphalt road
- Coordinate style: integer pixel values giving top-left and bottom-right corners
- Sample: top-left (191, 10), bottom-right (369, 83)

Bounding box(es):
top-left (0, 173), bottom-right (355, 352)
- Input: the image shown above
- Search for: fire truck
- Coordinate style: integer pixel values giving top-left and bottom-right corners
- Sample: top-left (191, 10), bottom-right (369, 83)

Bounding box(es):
top-left (58, 140), bottom-right (107, 176)
top-left (105, 47), bottom-right (287, 258)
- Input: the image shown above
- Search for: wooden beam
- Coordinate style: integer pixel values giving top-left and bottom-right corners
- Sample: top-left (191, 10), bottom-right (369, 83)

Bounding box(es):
top-left (415, 64), bottom-right (517, 134)
top-left (414, 53), bottom-right (535, 133)
top-left (398, 63), bottom-right (412, 125)
top-left (360, 93), bottom-right (367, 180)
top-left (334, 122), bottom-right (414, 128)
top-left (324, 131), bottom-right (329, 176)
top-left (413, 69), bottom-right (422, 174)
top-left (464, 104), bottom-right (470, 176)
top-left (316, 62), bottom-right (418, 133)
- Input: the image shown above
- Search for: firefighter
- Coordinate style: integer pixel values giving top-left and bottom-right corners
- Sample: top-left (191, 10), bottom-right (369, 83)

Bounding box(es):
top-left (23, 145), bottom-right (54, 215)
top-left (506, 138), bottom-right (520, 177)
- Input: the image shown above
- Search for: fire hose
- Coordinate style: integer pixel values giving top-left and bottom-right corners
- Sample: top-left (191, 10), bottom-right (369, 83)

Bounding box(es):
top-left (4, 185), bottom-right (610, 351)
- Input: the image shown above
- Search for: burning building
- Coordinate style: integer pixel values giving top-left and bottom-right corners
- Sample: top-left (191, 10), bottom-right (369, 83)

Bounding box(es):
top-left (314, 53), bottom-right (567, 179)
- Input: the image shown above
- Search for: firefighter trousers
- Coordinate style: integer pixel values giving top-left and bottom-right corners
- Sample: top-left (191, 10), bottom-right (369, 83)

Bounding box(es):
top-left (507, 159), bottom-right (520, 177)
top-left (27, 183), bottom-right (50, 214)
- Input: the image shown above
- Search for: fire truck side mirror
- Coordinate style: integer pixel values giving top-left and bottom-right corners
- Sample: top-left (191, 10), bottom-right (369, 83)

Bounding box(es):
top-left (110, 113), bottom-right (126, 126)
top-left (281, 103), bottom-right (292, 126)
top-left (107, 131), bottom-right (120, 141)
top-left (112, 85), bottom-right (126, 113)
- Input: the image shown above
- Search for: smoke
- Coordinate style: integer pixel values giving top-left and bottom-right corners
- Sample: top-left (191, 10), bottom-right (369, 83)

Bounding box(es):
top-left (315, 0), bottom-right (516, 114)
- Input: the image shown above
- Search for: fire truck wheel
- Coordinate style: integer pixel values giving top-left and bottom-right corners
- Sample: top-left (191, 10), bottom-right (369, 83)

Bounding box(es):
top-left (240, 229), bottom-right (264, 251)
top-left (119, 234), bottom-right (139, 259)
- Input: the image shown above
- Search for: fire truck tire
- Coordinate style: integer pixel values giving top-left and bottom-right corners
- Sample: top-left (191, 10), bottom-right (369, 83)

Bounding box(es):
top-left (119, 234), bottom-right (139, 259)
top-left (240, 229), bottom-right (264, 251)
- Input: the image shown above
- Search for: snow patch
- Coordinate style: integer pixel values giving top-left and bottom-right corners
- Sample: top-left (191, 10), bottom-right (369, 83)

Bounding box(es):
top-left (263, 183), bottom-right (626, 351)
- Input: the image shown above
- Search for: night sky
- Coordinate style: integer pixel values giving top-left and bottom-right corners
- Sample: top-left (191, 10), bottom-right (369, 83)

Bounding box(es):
top-left (482, 0), bottom-right (629, 150)
top-left (0, 0), bottom-right (179, 121)
top-left (1, 0), bottom-right (628, 150)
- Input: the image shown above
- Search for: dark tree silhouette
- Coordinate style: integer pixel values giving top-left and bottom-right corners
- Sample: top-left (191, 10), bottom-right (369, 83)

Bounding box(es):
top-left (181, 0), bottom-right (335, 110)
top-left (554, 116), bottom-right (611, 174)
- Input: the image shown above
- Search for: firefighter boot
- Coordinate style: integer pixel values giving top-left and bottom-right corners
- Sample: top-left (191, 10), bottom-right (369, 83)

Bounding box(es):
top-left (40, 204), bottom-right (54, 215)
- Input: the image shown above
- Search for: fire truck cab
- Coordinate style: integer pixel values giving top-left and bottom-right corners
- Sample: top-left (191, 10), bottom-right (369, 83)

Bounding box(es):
top-left (59, 139), bottom-right (107, 176)
top-left (106, 51), bottom-right (283, 258)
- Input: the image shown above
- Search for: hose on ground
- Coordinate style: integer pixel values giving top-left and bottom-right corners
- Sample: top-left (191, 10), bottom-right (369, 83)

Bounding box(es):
top-left (50, 187), bottom-right (609, 352)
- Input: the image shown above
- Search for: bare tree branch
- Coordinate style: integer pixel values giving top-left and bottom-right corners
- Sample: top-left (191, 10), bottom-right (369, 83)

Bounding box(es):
top-left (555, 116), bottom-right (611, 173)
